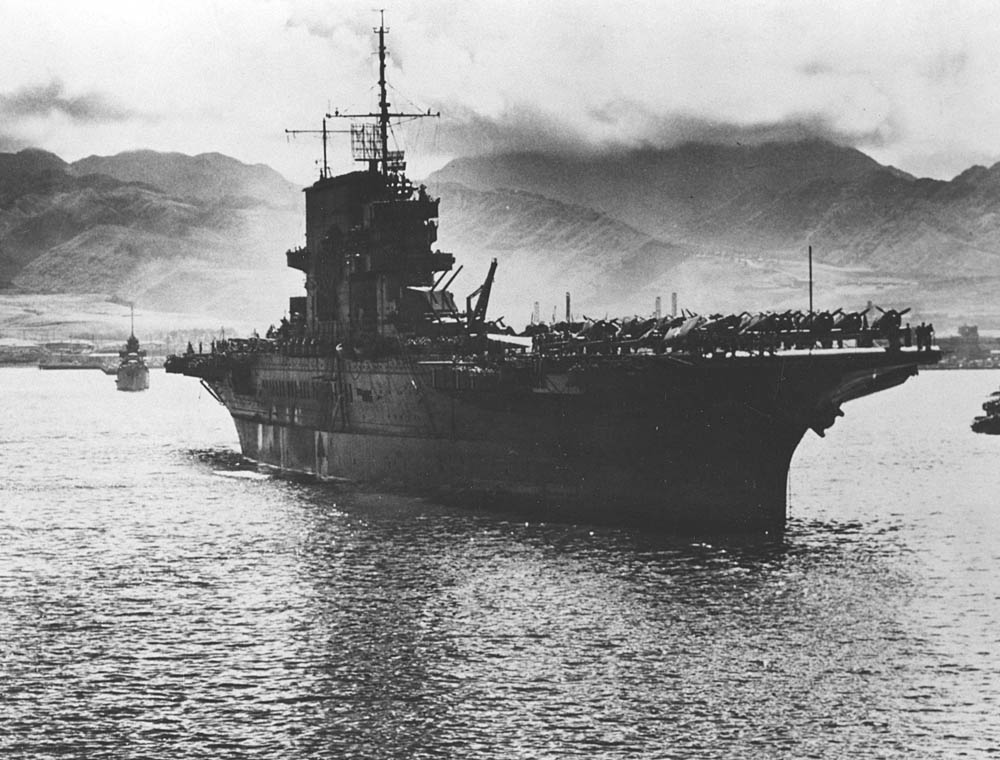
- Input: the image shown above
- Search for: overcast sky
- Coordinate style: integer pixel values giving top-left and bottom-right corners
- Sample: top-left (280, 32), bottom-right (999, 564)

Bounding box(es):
top-left (2, 0), bottom-right (999, 185)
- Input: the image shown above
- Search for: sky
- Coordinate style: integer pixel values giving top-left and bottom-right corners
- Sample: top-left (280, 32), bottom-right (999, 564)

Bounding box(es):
top-left (2, 0), bottom-right (1000, 185)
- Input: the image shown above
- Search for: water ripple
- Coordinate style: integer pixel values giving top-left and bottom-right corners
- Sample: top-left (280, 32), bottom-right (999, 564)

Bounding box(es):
top-left (1, 368), bottom-right (999, 758)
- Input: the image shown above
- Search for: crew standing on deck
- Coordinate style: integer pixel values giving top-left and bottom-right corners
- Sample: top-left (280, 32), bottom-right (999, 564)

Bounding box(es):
top-left (916, 322), bottom-right (936, 351)
top-left (887, 320), bottom-right (900, 351)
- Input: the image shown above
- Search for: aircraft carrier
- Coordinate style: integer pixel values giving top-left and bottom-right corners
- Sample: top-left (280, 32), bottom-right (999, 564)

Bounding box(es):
top-left (166, 19), bottom-right (939, 531)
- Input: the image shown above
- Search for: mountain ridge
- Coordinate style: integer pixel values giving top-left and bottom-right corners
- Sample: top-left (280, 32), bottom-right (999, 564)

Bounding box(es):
top-left (428, 139), bottom-right (1000, 278)
top-left (4, 138), bottom-right (1000, 332)
top-left (70, 150), bottom-right (300, 207)
top-left (0, 148), bottom-right (301, 321)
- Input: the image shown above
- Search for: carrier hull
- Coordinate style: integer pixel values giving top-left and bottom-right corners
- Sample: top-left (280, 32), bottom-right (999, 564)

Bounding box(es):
top-left (172, 347), bottom-right (934, 531)
top-left (164, 18), bottom-right (941, 531)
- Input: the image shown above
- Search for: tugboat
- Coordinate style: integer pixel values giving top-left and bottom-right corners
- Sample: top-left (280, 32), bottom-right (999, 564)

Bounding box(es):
top-left (165, 17), bottom-right (940, 531)
top-left (972, 391), bottom-right (1000, 434)
top-left (116, 307), bottom-right (149, 392)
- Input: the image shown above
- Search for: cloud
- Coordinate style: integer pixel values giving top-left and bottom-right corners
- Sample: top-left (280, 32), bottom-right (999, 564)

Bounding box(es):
top-left (0, 81), bottom-right (134, 123)
top-left (0, 132), bottom-right (32, 153)
top-left (653, 111), bottom-right (906, 153)
top-left (921, 50), bottom-right (968, 82)
top-left (1, 0), bottom-right (998, 181)
top-left (799, 61), bottom-right (837, 77)
top-left (426, 98), bottom-right (900, 162)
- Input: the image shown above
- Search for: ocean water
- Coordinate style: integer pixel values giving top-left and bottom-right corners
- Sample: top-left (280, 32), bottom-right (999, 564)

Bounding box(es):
top-left (1, 366), bottom-right (998, 759)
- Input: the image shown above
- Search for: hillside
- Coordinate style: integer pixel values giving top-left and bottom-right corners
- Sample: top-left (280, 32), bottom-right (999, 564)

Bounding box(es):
top-left (0, 148), bottom-right (302, 326)
top-left (428, 140), bottom-right (1000, 278)
top-left (6, 139), bottom-right (1000, 337)
top-left (431, 182), bottom-right (927, 321)
top-left (426, 140), bottom-right (1000, 327)
top-left (433, 182), bottom-right (693, 321)
top-left (71, 150), bottom-right (300, 207)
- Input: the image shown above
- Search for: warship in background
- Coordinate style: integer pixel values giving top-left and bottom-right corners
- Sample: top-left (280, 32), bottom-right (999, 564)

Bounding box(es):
top-left (115, 308), bottom-right (149, 392)
top-left (166, 18), bottom-right (940, 531)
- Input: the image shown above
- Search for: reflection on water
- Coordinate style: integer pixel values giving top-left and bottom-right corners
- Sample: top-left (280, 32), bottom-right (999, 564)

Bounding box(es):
top-left (1, 367), bottom-right (998, 757)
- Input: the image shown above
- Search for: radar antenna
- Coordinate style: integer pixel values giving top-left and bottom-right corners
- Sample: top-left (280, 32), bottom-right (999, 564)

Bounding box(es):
top-left (328, 10), bottom-right (439, 176)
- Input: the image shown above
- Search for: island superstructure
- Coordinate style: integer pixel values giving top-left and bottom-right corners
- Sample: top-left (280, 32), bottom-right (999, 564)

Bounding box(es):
top-left (166, 18), bottom-right (939, 531)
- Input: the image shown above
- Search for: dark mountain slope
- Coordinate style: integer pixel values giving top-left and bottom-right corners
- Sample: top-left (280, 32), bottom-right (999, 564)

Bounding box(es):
top-left (7, 139), bottom-right (1000, 332)
top-left (71, 150), bottom-right (299, 207)
top-left (0, 149), bottom-right (300, 316)
top-left (431, 139), bottom-right (901, 237)
top-left (428, 139), bottom-right (1000, 280)
top-left (433, 182), bottom-right (695, 320)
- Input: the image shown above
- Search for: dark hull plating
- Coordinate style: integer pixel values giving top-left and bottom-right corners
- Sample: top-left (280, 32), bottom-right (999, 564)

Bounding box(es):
top-left (177, 348), bottom-right (934, 531)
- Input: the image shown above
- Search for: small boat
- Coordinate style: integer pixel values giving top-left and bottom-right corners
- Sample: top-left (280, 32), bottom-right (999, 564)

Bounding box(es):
top-left (972, 394), bottom-right (1000, 434)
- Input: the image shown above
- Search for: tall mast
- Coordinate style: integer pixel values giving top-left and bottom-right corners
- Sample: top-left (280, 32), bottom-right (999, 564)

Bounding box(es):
top-left (327, 11), bottom-right (439, 179)
top-left (377, 14), bottom-right (390, 176)
top-left (285, 117), bottom-right (351, 179)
